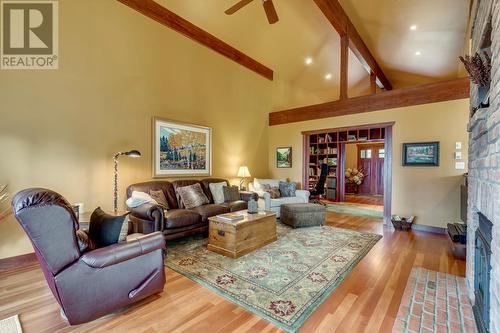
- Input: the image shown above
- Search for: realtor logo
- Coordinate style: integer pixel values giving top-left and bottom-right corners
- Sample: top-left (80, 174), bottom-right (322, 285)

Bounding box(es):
top-left (1, 0), bottom-right (58, 69)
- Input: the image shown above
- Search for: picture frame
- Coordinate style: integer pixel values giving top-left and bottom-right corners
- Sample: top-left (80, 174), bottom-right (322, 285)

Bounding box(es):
top-left (152, 117), bottom-right (212, 177)
top-left (276, 147), bottom-right (292, 168)
top-left (402, 142), bottom-right (440, 166)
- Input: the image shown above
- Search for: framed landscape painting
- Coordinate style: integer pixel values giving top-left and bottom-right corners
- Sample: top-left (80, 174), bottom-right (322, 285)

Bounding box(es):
top-left (402, 142), bottom-right (439, 166)
top-left (276, 147), bottom-right (292, 168)
top-left (153, 118), bottom-right (212, 177)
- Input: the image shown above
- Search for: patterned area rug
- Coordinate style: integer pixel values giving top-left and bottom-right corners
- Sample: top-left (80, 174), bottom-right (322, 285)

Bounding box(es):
top-left (393, 267), bottom-right (477, 333)
top-left (165, 224), bottom-right (382, 332)
top-left (325, 202), bottom-right (383, 219)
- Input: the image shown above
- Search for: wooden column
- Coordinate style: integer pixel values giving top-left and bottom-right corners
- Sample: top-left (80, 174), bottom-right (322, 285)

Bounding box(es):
top-left (370, 71), bottom-right (377, 94)
top-left (340, 34), bottom-right (349, 100)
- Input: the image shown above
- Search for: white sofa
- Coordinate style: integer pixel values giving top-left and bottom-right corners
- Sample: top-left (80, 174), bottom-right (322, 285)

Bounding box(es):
top-left (248, 178), bottom-right (310, 218)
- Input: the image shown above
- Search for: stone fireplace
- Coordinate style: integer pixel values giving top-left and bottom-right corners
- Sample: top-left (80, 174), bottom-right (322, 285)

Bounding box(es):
top-left (466, 1), bottom-right (499, 333)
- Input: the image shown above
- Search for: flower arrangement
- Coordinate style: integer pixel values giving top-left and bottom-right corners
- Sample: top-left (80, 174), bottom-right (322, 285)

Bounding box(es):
top-left (345, 168), bottom-right (365, 185)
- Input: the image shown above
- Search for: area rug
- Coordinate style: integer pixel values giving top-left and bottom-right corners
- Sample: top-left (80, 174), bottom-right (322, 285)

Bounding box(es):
top-left (393, 267), bottom-right (477, 333)
top-left (0, 315), bottom-right (22, 333)
top-left (325, 202), bottom-right (383, 219)
top-left (165, 224), bottom-right (382, 332)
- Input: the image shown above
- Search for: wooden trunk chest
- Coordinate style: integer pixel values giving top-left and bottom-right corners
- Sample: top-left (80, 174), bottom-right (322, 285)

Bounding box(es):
top-left (208, 211), bottom-right (277, 258)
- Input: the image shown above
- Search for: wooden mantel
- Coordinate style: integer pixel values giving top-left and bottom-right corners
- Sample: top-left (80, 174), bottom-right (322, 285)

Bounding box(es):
top-left (269, 77), bottom-right (470, 126)
top-left (116, 0), bottom-right (274, 81)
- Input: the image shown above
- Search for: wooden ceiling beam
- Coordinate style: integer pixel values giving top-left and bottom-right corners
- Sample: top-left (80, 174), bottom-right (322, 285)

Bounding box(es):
top-left (116, 0), bottom-right (274, 81)
top-left (313, 0), bottom-right (392, 90)
top-left (269, 77), bottom-right (470, 126)
top-left (340, 34), bottom-right (349, 100)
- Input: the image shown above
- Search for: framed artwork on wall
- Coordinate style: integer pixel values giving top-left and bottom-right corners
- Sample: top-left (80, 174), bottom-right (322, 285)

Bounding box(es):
top-left (276, 147), bottom-right (292, 168)
top-left (402, 142), bottom-right (440, 166)
top-left (153, 117), bottom-right (212, 177)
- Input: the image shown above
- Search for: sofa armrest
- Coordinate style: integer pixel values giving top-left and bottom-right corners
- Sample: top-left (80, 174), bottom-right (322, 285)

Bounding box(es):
top-left (295, 190), bottom-right (310, 202)
top-left (128, 203), bottom-right (164, 231)
top-left (81, 232), bottom-right (165, 269)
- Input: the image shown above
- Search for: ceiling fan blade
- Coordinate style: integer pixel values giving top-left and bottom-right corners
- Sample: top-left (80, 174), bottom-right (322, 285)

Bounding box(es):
top-left (262, 0), bottom-right (279, 24)
top-left (225, 0), bottom-right (254, 15)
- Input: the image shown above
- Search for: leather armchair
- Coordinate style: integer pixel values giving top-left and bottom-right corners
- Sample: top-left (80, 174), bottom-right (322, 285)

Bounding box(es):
top-left (12, 188), bottom-right (166, 325)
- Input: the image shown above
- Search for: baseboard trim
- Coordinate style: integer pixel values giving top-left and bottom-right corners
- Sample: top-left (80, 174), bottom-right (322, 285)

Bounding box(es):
top-left (411, 224), bottom-right (447, 234)
top-left (0, 252), bottom-right (37, 272)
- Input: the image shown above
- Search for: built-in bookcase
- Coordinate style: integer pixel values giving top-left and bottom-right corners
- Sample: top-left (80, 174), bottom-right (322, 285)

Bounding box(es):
top-left (302, 124), bottom-right (387, 202)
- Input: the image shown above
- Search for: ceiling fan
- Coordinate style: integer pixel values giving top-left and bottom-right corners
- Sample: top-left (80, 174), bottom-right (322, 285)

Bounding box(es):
top-left (225, 0), bottom-right (279, 24)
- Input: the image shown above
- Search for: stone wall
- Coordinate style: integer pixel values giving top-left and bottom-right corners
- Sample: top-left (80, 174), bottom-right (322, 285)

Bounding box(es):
top-left (466, 0), bottom-right (500, 332)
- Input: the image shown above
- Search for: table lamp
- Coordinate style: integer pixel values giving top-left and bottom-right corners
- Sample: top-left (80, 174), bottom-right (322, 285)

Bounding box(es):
top-left (237, 166), bottom-right (251, 190)
top-left (114, 150), bottom-right (141, 212)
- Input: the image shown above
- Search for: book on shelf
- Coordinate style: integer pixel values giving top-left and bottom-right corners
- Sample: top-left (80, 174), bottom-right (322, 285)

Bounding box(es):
top-left (217, 212), bottom-right (245, 221)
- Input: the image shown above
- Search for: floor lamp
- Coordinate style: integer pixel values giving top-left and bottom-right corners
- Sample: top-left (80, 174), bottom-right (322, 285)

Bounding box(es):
top-left (114, 150), bottom-right (141, 212)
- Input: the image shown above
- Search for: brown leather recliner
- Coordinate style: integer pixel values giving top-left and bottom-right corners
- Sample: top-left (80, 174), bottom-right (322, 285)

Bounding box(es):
top-left (126, 178), bottom-right (255, 241)
top-left (12, 188), bottom-right (166, 325)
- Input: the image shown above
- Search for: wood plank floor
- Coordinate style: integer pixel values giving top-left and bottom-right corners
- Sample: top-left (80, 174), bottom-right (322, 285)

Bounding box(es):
top-left (0, 213), bottom-right (465, 333)
top-left (344, 194), bottom-right (384, 206)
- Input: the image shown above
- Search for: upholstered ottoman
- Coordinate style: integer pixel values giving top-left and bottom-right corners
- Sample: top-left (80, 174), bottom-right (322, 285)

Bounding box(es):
top-left (280, 203), bottom-right (326, 228)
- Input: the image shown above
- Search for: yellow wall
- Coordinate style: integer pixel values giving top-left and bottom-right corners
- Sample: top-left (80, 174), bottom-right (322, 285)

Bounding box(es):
top-left (269, 99), bottom-right (469, 228)
top-left (345, 143), bottom-right (358, 170)
top-left (0, 0), bottom-right (292, 259)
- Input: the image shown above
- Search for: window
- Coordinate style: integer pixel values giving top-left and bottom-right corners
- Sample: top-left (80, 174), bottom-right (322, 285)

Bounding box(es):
top-left (360, 149), bottom-right (372, 158)
top-left (379, 149), bottom-right (385, 158)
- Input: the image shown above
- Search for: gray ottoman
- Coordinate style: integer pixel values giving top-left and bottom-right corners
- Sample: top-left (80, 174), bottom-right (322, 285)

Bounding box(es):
top-left (280, 203), bottom-right (326, 228)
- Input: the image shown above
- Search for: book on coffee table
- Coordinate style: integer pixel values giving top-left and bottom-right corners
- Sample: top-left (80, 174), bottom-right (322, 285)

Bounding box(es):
top-left (217, 212), bottom-right (245, 222)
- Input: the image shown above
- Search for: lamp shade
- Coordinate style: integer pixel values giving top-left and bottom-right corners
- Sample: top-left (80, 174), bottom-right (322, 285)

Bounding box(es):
top-left (237, 166), bottom-right (251, 178)
top-left (125, 150), bottom-right (141, 158)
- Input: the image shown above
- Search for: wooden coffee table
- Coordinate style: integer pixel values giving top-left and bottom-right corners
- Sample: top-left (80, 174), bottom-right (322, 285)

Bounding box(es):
top-left (208, 210), bottom-right (277, 258)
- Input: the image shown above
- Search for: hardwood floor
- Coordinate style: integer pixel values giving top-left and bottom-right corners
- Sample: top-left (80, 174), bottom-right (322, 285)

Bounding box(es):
top-left (344, 194), bottom-right (384, 206)
top-left (0, 213), bottom-right (465, 333)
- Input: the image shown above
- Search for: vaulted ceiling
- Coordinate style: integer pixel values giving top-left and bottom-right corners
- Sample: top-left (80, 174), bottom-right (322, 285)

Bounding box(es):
top-left (158, 0), bottom-right (470, 101)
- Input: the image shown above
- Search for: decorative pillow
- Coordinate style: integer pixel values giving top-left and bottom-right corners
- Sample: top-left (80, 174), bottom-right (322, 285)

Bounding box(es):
top-left (209, 181), bottom-right (228, 204)
top-left (223, 185), bottom-right (240, 202)
top-left (253, 178), bottom-right (286, 191)
top-left (88, 208), bottom-right (129, 248)
top-left (149, 189), bottom-right (169, 209)
top-left (279, 181), bottom-right (297, 197)
top-left (126, 191), bottom-right (158, 208)
top-left (176, 183), bottom-right (209, 209)
top-left (262, 184), bottom-right (281, 199)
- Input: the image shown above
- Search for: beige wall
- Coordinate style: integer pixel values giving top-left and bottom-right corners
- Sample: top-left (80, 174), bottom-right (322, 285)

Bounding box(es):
top-left (345, 143), bottom-right (358, 170)
top-left (269, 99), bottom-right (469, 228)
top-left (0, 0), bottom-right (293, 259)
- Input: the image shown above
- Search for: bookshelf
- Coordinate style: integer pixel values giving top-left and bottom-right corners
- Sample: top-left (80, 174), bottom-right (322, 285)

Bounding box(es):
top-left (303, 124), bottom-right (387, 202)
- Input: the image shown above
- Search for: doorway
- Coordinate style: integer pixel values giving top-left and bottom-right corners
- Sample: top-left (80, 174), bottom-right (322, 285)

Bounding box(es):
top-left (358, 143), bottom-right (384, 196)
top-left (342, 142), bottom-right (384, 209)
top-left (302, 122), bottom-right (393, 224)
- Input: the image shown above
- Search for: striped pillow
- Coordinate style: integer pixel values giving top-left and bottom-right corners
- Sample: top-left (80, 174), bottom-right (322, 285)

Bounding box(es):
top-left (176, 183), bottom-right (209, 209)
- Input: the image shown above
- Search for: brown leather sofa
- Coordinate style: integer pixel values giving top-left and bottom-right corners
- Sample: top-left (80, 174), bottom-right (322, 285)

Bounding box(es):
top-left (126, 178), bottom-right (256, 241)
top-left (12, 188), bottom-right (166, 325)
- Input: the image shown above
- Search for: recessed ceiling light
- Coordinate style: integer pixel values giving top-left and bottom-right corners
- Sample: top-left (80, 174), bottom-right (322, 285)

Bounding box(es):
top-left (305, 57), bottom-right (313, 65)
top-left (415, 51), bottom-right (421, 56)
top-left (325, 73), bottom-right (332, 80)
top-left (410, 25), bottom-right (417, 31)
